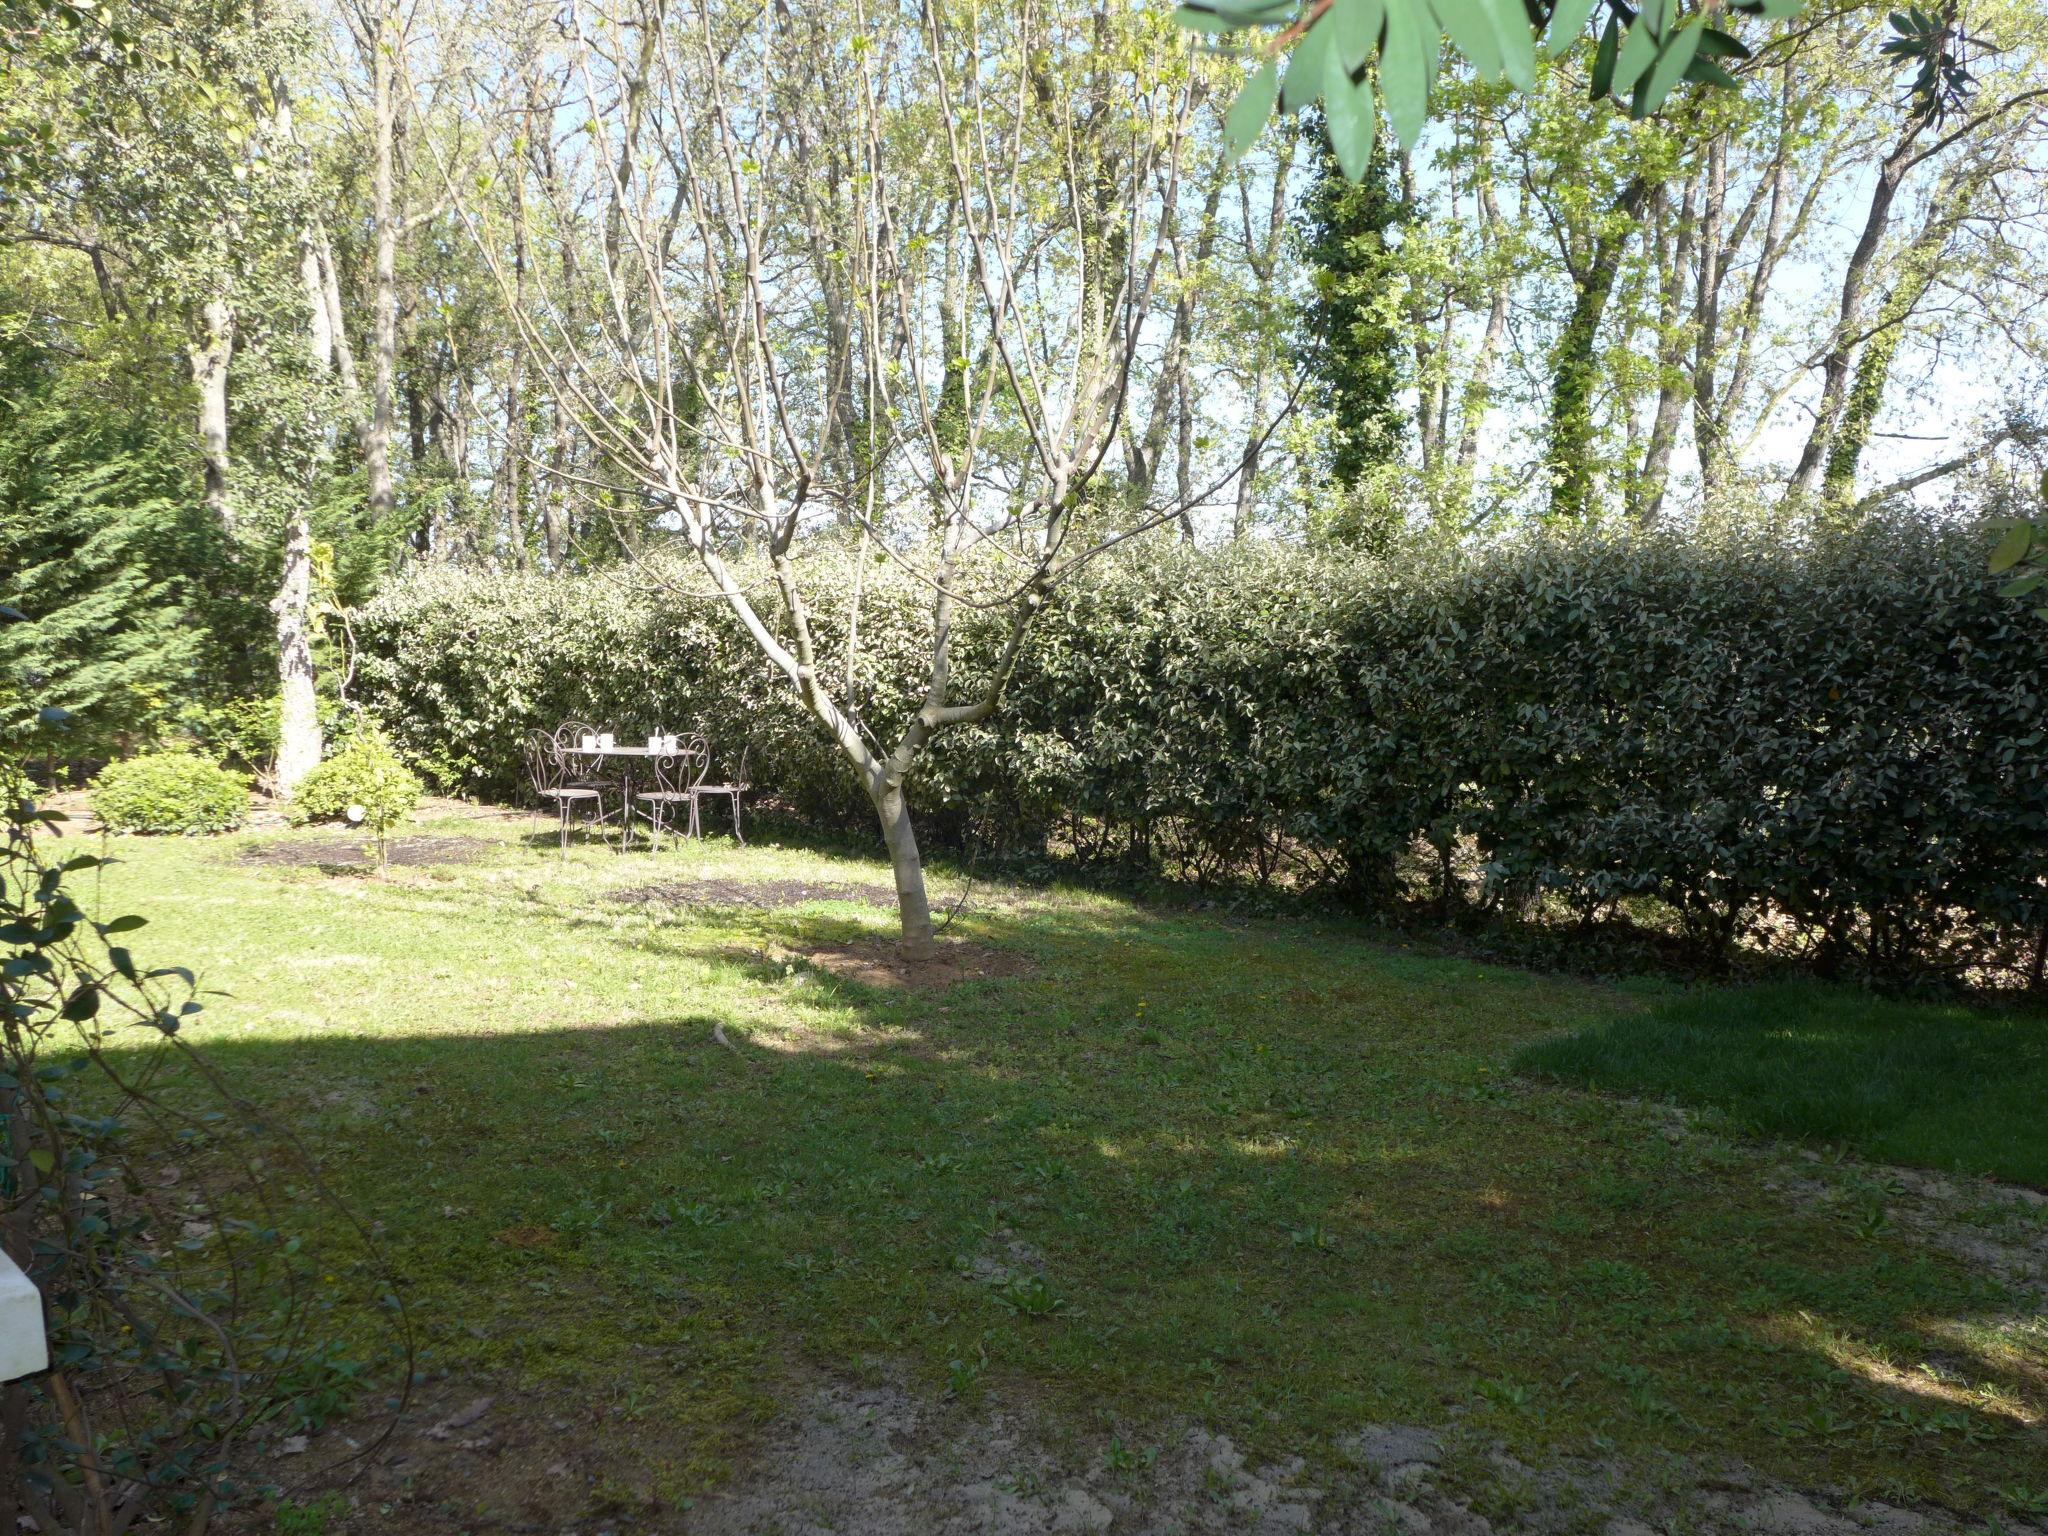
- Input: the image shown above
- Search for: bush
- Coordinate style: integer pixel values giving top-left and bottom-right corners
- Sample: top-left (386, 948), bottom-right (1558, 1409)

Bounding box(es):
top-left (89, 751), bottom-right (249, 834)
top-left (353, 512), bottom-right (2048, 984)
top-left (288, 722), bottom-right (424, 835)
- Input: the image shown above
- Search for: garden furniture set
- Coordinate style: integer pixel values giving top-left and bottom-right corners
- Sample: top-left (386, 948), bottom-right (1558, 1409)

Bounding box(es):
top-left (522, 720), bottom-right (751, 855)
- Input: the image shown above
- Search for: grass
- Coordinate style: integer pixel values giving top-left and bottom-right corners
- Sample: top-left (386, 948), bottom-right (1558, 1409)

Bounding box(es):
top-left (1517, 981), bottom-right (2048, 1187)
top-left (68, 809), bottom-right (2048, 1516)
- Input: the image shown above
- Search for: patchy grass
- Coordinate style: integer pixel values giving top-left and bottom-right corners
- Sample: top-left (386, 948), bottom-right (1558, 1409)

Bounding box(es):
top-left (69, 809), bottom-right (2048, 1517)
top-left (1516, 981), bottom-right (2048, 1188)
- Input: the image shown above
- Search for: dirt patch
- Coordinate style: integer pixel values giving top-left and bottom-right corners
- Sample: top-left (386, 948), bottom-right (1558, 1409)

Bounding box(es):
top-left (774, 936), bottom-right (1039, 990)
top-left (237, 835), bottom-right (493, 869)
top-left (218, 1360), bottom-right (2048, 1536)
top-left (685, 1377), bottom-right (2028, 1536)
top-left (613, 876), bottom-right (901, 910)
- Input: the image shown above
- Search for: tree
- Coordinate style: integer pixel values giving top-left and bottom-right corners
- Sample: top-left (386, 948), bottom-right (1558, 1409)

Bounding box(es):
top-left (1295, 108), bottom-right (1411, 540)
top-left (434, 0), bottom-right (1234, 954)
top-left (0, 0), bottom-right (340, 788)
top-left (0, 342), bottom-right (210, 759)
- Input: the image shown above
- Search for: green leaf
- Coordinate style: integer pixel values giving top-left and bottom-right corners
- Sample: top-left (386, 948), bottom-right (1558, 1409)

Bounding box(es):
top-left (1380, 0), bottom-right (1430, 147)
top-left (1989, 522), bottom-right (2035, 574)
top-left (1589, 10), bottom-right (1621, 98)
top-left (1544, 0), bottom-right (1600, 53)
top-left (1609, 10), bottom-right (1661, 96)
top-left (1695, 26), bottom-right (1751, 59)
top-left (1681, 54), bottom-right (1741, 89)
top-left (1632, 17), bottom-right (1703, 115)
top-left (1223, 59), bottom-right (1280, 162)
top-left (1283, 13), bottom-right (1337, 110)
top-left (1323, 57), bottom-right (1380, 179)
top-left (1998, 572), bottom-right (2046, 599)
top-left (1172, 5), bottom-right (1241, 32)
top-left (1332, 0), bottom-right (1386, 70)
top-left (1484, 0), bottom-right (1538, 88)
top-left (1431, 0), bottom-right (1503, 79)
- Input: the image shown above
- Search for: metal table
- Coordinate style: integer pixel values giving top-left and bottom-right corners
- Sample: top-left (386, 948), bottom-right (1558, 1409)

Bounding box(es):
top-left (560, 745), bottom-right (673, 850)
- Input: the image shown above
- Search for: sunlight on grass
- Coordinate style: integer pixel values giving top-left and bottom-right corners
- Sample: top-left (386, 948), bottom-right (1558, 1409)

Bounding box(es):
top-left (69, 811), bottom-right (2048, 1511)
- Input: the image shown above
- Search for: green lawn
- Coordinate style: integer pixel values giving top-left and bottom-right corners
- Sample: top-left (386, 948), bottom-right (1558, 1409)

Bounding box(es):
top-left (1518, 982), bottom-right (2048, 1188)
top-left (76, 812), bottom-right (2048, 1519)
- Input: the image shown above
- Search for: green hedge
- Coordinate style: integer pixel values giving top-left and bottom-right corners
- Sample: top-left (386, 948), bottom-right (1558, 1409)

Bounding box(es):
top-left (354, 516), bottom-right (2048, 981)
top-left (88, 751), bottom-right (249, 835)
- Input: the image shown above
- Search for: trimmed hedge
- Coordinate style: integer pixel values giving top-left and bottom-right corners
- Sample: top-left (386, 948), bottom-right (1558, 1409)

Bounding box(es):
top-left (355, 515), bottom-right (2048, 981)
top-left (89, 751), bottom-right (249, 835)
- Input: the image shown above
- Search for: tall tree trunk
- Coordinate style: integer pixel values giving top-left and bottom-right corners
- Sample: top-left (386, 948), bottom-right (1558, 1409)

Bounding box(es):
top-left (500, 218), bottom-right (529, 563)
top-left (1632, 180), bottom-right (1697, 526)
top-left (1456, 175), bottom-right (1509, 473)
top-left (366, 3), bottom-right (399, 533)
top-left (189, 295), bottom-right (235, 532)
top-left (1689, 134), bottom-right (1728, 505)
top-left (1546, 179), bottom-right (1648, 520)
top-left (872, 782), bottom-right (935, 957)
top-left (1822, 167), bottom-right (1974, 506)
top-left (1401, 150), bottom-right (1442, 477)
top-left (273, 172), bottom-right (337, 795)
top-left (299, 233), bottom-right (332, 371)
top-left (271, 512), bottom-right (321, 793)
top-left (1788, 118), bottom-right (1926, 499)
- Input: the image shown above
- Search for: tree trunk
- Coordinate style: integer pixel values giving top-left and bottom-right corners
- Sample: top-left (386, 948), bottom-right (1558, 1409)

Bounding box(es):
top-left (1689, 133), bottom-right (1728, 504)
top-left (1547, 179), bottom-right (1648, 520)
top-left (272, 509), bottom-right (322, 793)
top-left (873, 783), bottom-right (936, 957)
top-left (189, 295), bottom-right (235, 532)
top-left (1822, 167), bottom-right (1973, 506)
top-left (1456, 175), bottom-right (1509, 473)
top-left (366, 4), bottom-right (399, 531)
top-left (1631, 180), bottom-right (1697, 526)
top-left (1788, 118), bottom-right (1925, 499)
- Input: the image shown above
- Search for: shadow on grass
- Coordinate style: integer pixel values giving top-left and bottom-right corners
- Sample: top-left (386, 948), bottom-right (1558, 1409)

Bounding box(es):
top-left (1516, 980), bottom-right (2048, 1188)
top-left (117, 882), bottom-right (2048, 1510)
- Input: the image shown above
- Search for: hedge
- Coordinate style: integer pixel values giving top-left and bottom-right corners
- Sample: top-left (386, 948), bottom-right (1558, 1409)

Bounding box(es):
top-left (88, 751), bottom-right (249, 835)
top-left (354, 514), bottom-right (2048, 982)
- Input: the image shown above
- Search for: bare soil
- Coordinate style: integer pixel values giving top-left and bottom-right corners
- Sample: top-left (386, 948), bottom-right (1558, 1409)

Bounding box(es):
top-left (245, 1367), bottom-right (2045, 1536)
top-left (612, 877), bottom-right (901, 911)
top-left (236, 835), bottom-right (494, 869)
top-left (780, 936), bottom-right (1041, 990)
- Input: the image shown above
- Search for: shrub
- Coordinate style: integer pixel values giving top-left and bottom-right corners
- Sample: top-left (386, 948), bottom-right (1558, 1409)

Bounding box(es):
top-left (89, 750), bottom-right (248, 834)
top-left (288, 722), bottom-right (424, 835)
top-left (353, 512), bottom-right (2048, 983)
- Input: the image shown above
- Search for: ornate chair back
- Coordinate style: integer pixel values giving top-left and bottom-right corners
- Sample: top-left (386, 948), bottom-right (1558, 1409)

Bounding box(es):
top-left (648, 733), bottom-right (709, 796)
top-left (523, 729), bottom-right (565, 800)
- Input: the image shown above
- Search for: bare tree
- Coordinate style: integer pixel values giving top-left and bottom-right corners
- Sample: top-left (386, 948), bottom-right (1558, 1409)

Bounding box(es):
top-left (436, 0), bottom-right (1224, 953)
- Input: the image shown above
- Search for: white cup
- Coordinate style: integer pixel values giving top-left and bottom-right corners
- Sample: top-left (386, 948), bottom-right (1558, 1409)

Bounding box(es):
top-left (580, 733), bottom-right (597, 750)
top-left (599, 732), bottom-right (615, 749)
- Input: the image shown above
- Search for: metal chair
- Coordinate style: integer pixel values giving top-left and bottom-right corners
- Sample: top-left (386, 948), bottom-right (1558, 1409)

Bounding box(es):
top-left (690, 741), bottom-right (751, 844)
top-left (627, 734), bottom-right (707, 852)
top-left (524, 728), bottom-right (605, 858)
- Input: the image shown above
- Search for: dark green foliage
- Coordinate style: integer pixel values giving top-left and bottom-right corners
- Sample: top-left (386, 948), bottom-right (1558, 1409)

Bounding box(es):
top-left (89, 751), bottom-right (249, 834)
top-left (0, 344), bottom-right (212, 755)
top-left (355, 512), bottom-right (2048, 984)
top-left (1295, 109), bottom-right (1408, 534)
top-left (286, 721), bottom-right (423, 834)
top-left (1517, 982), bottom-right (2048, 1185)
